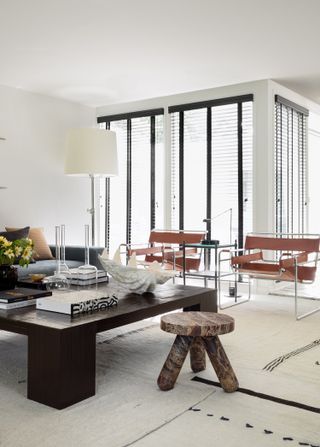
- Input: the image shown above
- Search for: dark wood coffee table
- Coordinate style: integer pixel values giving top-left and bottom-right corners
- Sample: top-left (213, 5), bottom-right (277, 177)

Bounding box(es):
top-left (0, 284), bottom-right (216, 409)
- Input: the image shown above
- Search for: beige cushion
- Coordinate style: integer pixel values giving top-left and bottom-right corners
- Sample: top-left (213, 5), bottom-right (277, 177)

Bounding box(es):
top-left (6, 227), bottom-right (54, 260)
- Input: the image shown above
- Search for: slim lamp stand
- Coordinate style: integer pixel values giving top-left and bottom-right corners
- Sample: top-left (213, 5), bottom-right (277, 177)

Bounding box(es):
top-left (87, 175), bottom-right (95, 246)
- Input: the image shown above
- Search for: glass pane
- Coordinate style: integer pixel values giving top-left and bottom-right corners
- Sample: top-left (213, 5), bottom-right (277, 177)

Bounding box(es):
top-left (171, 112), bottom-right (180, 229)
top-left (155, 115), bottom-right (165, 229)
top-left (131, 116), bottom-right (151, 244)
top-left (109, 120), bottom-right (127, 254)
top-left (308, 112), bottom-right (320, 234)
top-left (274, 103), bottom-right (307, 234)
top-left (281, 105), bottom-right (289, 233)
top-left (242, 101), bottom-right (253, 237)
top-left (292, 110), bottom-right (300, 233)
top-left (211, 104), bottom-right (238, 245)
top-left (183, 108), bottom-right (207, 231)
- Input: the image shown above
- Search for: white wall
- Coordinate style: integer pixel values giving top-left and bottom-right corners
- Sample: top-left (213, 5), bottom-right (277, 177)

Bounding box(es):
top-left (307, 112), bottom-right (320, 233)
top-left (0, 85), bottom-right (95, 245)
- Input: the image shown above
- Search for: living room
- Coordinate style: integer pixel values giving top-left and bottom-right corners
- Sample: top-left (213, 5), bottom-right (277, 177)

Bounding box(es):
top-left (0, 1), bottom-right (320, 446)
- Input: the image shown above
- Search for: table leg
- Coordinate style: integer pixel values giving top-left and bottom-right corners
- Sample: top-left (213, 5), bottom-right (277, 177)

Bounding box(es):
top-left (214, 245), bottom-right (218, 290)
top-left (201, 289), bottom-right (218, 313)
top-left (28, 325), bottom-right (96, 409)
top-left (183, 244), bottom-right (186, 286)
top-left (204, 249), bottom-right (209, 288)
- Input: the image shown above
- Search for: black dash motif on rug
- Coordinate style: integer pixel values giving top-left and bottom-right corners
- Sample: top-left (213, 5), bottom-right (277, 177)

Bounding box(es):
top-left (185, 394), bottom-right (318, 446)
top-left (263, 339), bottom-right (320, 372)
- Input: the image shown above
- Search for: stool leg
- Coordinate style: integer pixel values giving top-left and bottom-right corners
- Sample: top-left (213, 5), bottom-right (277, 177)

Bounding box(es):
top-left (203, 336), bottom-right (239, 393)
top-left (190, 336), bottom-right (206, 372)
top-left (157, 335), bottom-right (193, 391)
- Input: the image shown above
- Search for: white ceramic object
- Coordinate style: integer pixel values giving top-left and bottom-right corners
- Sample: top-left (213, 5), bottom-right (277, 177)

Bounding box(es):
top-left (98, 249), bottom-right (174, 294)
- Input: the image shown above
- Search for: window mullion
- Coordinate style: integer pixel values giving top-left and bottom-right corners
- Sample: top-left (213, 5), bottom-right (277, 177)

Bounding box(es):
top-left (237, 103), bottom-right (244, 249)
top-left (150, 116), bottom-right (156, 230)
top-left (179, 111), bottom-right (184, 230)
top-left (105, 121), bottom-right (111, 250)
top-left (127, 119), bottom-right (132, 246)
top-left (206, 107), bottom-right (212, 241)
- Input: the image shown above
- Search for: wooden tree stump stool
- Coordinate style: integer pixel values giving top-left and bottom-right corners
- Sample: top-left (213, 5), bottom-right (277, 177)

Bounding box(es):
top-left (157, 311), bottom-right (238, 393)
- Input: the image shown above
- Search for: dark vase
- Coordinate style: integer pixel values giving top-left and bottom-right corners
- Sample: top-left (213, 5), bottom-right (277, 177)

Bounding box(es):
top-left (0, 265), bottom-right (18, 291)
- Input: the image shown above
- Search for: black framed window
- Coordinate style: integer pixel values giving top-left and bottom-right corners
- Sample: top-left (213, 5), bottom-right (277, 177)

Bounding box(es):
top-left (98, 109), bottom-right (164, 252)
top-left (169, 95), bottom-right (253, 248)
top-left (274, 95), bottom-right (308, 234)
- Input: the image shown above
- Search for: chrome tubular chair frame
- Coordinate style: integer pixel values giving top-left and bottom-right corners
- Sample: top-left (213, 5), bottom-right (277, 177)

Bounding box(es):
top-left (218, 232), bottom-right (320, 320)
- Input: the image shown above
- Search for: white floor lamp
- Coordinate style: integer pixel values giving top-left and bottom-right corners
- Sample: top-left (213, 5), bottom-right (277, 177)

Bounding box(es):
top-left (64, 128), bottom-right (118, 246)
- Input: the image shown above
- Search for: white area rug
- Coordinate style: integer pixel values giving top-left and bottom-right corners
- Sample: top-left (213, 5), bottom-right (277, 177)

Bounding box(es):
top-left (268, 278), bottom-right (320, 300)
top-left (0, 294), bottom-right (319, 447)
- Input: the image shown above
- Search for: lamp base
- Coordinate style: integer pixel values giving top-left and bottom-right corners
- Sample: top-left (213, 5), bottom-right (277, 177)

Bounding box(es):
top-left (226, 285), bottom-right (241, 299)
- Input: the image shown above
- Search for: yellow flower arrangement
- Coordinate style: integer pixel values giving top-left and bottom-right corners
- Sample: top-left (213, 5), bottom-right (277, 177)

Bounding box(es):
top-left (0, 237), bottom-right (34, 267)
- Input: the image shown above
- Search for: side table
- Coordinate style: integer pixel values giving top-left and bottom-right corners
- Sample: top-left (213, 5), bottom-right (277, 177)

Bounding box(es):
top-left (182, 242), bottom-right (236, 289)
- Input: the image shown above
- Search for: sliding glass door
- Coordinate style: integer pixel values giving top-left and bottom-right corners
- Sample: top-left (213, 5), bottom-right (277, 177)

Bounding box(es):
top-left (170, 95), bottom-right (253, 247)
top-left (98, 110), bottom-right (164, 253)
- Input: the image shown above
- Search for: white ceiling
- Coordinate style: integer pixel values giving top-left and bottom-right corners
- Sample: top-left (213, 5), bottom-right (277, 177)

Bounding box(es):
top-left (1, 0), bottom-right (320, 107)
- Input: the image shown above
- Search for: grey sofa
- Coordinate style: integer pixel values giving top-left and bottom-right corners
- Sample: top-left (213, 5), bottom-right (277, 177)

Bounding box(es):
top-left (17, 246), bottom-right (104, 278)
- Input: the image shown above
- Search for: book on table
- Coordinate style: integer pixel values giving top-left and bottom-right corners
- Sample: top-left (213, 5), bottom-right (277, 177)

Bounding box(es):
top-left (0, 299), bottom-right (38, 310)
top-left (68, 269), bottom-right (108, 280)
top-left (0, 288), bottom-right (52, 310)
top-left (18, 269), bottom-right (109, 289)
top-left (36, 289), bottom-right (118, 316)
top-left (68, 268), bottom-right (109, 287)
top-left (69, 276), bottom-right (109, 286)
top-left (17, 278), bottom-right (48, 290)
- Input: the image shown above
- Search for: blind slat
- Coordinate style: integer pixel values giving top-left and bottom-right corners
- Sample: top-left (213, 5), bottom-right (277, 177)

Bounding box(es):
top-left (274, 99), bottom-right (307, 234)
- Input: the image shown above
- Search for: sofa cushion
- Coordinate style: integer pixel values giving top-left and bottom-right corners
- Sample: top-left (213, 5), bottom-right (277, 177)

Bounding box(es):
top-left (6, 227), bottom-right (53, 260)
top-left (0, 226), bottom-right (30, 241)
top-left (17, 259), bottom-right (82, 278)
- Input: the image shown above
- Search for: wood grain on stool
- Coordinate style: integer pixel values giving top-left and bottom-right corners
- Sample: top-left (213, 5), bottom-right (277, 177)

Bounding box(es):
top-left (157, 335), bottom-right (193, 391)
top-left (203, 336), bottom-right (238, 392)
top-left (160, 312), bottom-right (234, 337)
top-left (190, 337), bottom-right (206, 372)
top-left (158, 311), bottom-right (238, 393)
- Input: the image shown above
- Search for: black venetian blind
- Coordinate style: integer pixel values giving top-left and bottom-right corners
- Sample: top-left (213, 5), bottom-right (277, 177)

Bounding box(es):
top-left (98, 109), bottom-right (164, 252)
top-left (169, 95), bottom-right (253, 248)
top-left (274, 95), bottom-right (308, 234)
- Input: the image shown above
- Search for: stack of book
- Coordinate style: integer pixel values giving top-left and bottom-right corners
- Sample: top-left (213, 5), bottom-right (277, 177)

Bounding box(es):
top-left (68, 268), bottom-right (109, 286)
top-left (0, 288), bottom-right (52, 310)
top-left (36, 289), bottom-right (118, 316)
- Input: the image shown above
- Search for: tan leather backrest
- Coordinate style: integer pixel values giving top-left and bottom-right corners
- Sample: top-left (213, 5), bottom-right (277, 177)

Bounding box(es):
top-left (149, 230), bottom-right (205, 245)
top-left (245, 235), bottom-right (320, 253)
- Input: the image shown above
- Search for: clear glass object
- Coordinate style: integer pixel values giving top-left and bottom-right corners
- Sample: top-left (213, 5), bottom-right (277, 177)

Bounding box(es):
top-left (43, 226), bottom-right (70, 291)
top-left (76, 224), bottom-right (98, 286)
top-left (59, 224), bottom-right (70, 275)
